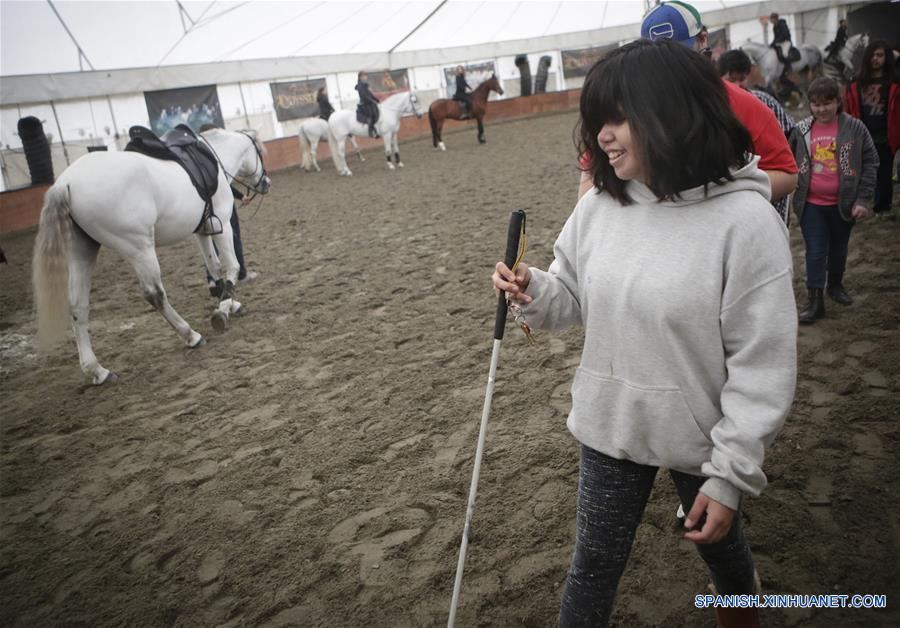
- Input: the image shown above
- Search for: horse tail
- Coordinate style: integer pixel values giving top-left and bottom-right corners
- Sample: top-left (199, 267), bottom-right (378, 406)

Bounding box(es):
top-left (428, 105), bottom-right (439, 147)
top-left (32, 183), bottom-right (72, 348)
top-left (298, 125), bottom-right (312, 171)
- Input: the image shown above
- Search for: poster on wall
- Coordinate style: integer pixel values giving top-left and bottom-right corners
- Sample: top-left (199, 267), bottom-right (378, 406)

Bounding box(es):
top-left (144, 85), bottom-right (224, 136)
top-left (708, 28), bottom-right (728, 60)
top-left (270, 78), bottom-right (326, 122)
top-left (368, 69), bottom-right (410, 99)
top-left (561, 44), bottom-right (618, 79)
top-left (442, 60), bottom-right (497, 91)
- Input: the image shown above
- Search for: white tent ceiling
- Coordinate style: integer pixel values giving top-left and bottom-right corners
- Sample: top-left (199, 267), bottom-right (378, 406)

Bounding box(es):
top-left (2, 0), bottom-right (764, 77)
top-left (0, 0), bottom-right (853, 104)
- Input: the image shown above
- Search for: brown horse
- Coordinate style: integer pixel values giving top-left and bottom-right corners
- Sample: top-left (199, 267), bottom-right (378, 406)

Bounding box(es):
top-left (428, 74), bottom-right (504, 149)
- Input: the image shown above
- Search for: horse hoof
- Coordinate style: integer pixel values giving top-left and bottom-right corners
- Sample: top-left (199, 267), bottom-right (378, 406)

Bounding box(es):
top-left (100, 371), bottom-right (119, 385)
top-left (188, 335), bottom-right (206, 349)
top-left (232, 304), bottom-right (247, 317)
top-left (398, 162), bottom-right (404, 168)
top-left (211, 310), bottom-right (228, 333)
top-left (439, 143), bottom-right (447, 151)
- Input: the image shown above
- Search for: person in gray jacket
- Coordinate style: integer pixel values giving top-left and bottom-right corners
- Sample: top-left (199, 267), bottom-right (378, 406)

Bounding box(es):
top-left (788, 77), bottom-right (878, 324)
top-left (493, 40), bottom-right (797, 628)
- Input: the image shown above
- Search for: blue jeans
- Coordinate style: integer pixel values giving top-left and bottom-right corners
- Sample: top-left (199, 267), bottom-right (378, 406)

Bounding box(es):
top-left (799, 202), bottom-right (853, 289)
top-left (204, 208), bottom-right (247, 283)
top-left (558, 445), bottom-right (756, 627)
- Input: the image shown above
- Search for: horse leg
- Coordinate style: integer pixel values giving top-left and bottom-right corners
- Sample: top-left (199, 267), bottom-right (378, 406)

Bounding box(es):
top-left (337, 136), bottom-right (352, 176)
top-left (437, 119), bottom-right (446, 151)
top-left (196, 234), bottom-right (223, 298)
top-left (310, 136), bottom-right (321, 172)
top-left (68, 225), bottom-right (117, 385)
top-left (392, 133), bottom-right (403, 168)
top-left (131, 247), bottom-right (204, 348)
top-left (351, 136), bottom-right (365, 162)
top-left (384, 133), bottom-right (395, 170)
top-left (477, 116), bottom-right (486, 144)
top-left (209, 224), bottom-right (242, 331)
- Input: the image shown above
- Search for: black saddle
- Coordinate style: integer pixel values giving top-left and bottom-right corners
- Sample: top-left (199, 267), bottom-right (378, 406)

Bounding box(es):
top-left (355, 103), bottom-right (380, 126)
top-left (125, 124), bottom-right (221, 234)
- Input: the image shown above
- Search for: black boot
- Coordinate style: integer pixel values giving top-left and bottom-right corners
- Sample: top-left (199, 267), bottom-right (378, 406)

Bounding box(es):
top-left (826, 272), bottom-right (853, 305)
top-left (799, 288), bottom-right (825, 324)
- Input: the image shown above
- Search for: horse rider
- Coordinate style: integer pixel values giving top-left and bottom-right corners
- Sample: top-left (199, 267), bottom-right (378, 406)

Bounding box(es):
top-left (453, 65), bottom-right (473, 118)
top-left (769, 12), bottom-right (798, 78)
top-left (825, 19), bottom-right (848, 63)
top-left (355, 71), bottom-right (381, 137)
top-left (317, 87), bottom-right (335, 121)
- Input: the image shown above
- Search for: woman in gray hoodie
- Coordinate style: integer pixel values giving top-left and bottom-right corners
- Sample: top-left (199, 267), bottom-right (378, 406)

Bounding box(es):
top-left (493, 40), bottom-right (797, 627)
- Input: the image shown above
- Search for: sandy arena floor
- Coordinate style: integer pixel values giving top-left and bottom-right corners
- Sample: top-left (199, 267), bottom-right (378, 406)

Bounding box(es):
top-left (1, 110), bottom-right (898, 627)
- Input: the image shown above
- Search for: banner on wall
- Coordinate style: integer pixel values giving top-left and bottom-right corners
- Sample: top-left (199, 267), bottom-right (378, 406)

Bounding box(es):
top-left (144, 85), bottom-right (224, 136)
top-left (708, 28), bottom-right (728, 60)
top-left (368, 69), bottom-right (410, 99)
top-left (561, 44), bottom-right (618, 79)
top-left (270, 78), bottom-right (326, 122)
top-left (442, 60), bottom-right (497, 91)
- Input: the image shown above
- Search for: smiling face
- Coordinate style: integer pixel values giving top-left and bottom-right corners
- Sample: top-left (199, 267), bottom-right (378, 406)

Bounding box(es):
top-left (810, 96), bottom-right (839, 125)
top-left (597, 119), bottom-right (647, 184)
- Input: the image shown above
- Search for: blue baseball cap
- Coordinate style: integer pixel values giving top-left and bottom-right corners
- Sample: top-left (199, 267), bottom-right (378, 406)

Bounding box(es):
top-left (641, 1), bottom-right (704, 48)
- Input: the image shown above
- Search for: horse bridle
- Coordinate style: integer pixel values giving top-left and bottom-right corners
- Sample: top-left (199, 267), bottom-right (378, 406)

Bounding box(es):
top-left (202, 131), bottom-right (269, 201)
top-left (233, 131), bottom-right (269, 201)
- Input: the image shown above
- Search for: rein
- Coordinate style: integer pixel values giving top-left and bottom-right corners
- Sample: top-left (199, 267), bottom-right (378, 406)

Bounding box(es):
top-left (201, 131), bottom-right (269, 201)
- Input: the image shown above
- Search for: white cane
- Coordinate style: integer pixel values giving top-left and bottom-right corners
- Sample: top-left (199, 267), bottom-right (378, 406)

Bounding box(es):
top-left (448, 209), bottom-right (527, 627)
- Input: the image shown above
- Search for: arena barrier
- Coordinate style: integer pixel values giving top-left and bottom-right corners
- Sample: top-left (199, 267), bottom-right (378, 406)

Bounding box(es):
top-left (0, 89), bottom-right (581, 235)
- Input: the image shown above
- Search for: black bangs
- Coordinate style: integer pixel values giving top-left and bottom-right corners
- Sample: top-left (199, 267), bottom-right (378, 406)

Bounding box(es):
top-left (577, 39), bottom-right (753, 205)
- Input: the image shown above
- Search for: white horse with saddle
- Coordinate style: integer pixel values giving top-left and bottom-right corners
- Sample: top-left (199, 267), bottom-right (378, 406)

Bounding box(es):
top-left (741, 40), bottom-right (823, 99)
top-left (823, 33), bottom-right (869, 82)
top-left (32, 126), bottom-right (270, 385)
top-left (298, 117), bottom-right (364, 172)
top-left (327, 90), bottom-right (424, 176)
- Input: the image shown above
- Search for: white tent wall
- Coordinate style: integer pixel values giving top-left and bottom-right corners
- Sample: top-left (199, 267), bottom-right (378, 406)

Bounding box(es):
top-left (0, 0), bottom-right (861, 192)
top-left (408, 66), bottom-right (443, 110)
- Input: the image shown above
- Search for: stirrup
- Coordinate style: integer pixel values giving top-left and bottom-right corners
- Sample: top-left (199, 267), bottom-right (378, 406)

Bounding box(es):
top-left (200, 215), bottom-right (223, 236)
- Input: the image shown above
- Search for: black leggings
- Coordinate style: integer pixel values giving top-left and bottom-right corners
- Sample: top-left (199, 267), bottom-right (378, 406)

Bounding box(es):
top-left (559, 445), bottom-right (756, 627)
top-left (873, 140), bottom-right (895, 214)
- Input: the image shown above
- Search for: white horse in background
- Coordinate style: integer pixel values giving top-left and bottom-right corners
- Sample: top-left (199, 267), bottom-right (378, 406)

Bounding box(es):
top-left (32, 128), bottom-right (270, 385)
top-left (823, 33), bottom-right (869, 82)
top-left (298, 117), bottom-right (364, 172)
top-left (327, 90), bottom-right (424, 176)
top-left (741, 40), bottom-right (824, 96)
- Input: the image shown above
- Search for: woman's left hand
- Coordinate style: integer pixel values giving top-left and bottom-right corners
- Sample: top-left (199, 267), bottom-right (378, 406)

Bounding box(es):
top-left (684, 493), bottom-right (736, 544)
top-left (851, 204), bottom-right (871, 220)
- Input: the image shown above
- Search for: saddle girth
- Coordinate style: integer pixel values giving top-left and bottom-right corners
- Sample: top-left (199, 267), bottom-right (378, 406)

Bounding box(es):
top-left (125, 124), bottom-right (221, 234)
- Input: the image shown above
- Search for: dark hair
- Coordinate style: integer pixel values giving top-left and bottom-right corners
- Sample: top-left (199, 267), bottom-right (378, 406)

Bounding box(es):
top-left (856, 40), bottom-right (895, 84)
top-left (316, 87), bottom-right (326, 97)
top-left (807, 77), bottom-right (841, 104)
top-left (198, 123), bottom-right (219, 132)
top-left (577, 39), bottom-right (752, 204)
top-left (717, 49), bottom-right (752, 77)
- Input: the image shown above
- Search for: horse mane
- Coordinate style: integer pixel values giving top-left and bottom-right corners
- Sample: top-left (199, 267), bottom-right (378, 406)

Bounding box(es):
top-left (474, 78), bottom-right (496, 93)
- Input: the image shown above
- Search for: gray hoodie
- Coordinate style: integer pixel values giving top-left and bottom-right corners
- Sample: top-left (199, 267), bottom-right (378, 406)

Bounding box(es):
top-left (521, 159), bottom-right (797, 510)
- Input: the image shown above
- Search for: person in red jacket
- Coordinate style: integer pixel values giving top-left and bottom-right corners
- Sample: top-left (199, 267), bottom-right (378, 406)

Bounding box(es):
top-left (844, 40), bottom-right (899, 217)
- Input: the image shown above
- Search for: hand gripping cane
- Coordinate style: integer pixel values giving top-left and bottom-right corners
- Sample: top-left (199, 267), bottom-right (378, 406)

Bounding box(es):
top-left (448, 209), bottom-right (526, 627)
